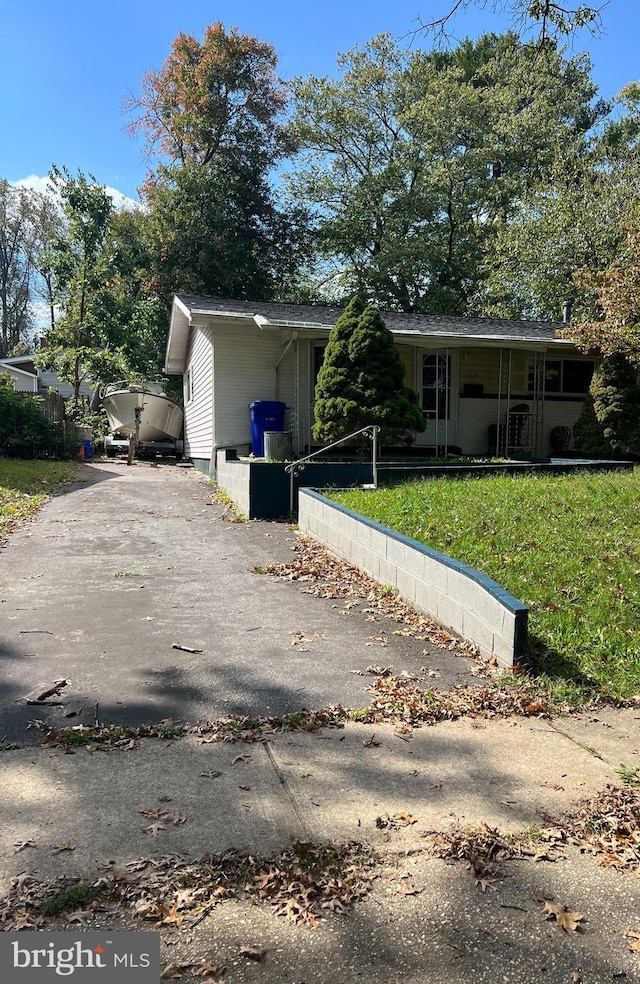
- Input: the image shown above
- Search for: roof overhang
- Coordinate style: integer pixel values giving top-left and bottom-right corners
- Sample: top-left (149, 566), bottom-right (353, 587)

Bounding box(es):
top-left (164, 295), bottom-right (577, 374)
top-left (0, 361), bottom-right (38, 380)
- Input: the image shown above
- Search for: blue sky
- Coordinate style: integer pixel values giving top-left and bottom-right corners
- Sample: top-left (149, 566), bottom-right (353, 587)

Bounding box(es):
top-left (2, 0), bottom-right (639, 202)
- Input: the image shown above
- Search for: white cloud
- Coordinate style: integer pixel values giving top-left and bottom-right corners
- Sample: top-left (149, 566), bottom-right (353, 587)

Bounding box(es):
top-left (13, 174), bottom-right (140, 211)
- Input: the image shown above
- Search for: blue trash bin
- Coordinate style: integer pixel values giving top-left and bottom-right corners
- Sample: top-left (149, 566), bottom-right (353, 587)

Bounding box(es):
top-left (249, 401), bottom-right (286, 457)
top-left (82, 439), bottom-right (94, 459)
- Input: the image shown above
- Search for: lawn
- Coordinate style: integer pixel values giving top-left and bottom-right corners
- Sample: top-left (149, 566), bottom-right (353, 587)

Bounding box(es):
top-left (331, 469), bottom-right (640, 701)
top-left (0, 459), bottom-right (79, 539)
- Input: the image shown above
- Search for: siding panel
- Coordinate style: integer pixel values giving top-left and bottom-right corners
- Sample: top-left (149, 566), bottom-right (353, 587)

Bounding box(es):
top-left (184, 324), bottom-right (214, 460)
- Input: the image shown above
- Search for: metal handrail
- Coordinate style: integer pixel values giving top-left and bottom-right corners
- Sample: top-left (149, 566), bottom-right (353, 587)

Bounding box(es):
top-left (285, 425), bottom-right (380, 513)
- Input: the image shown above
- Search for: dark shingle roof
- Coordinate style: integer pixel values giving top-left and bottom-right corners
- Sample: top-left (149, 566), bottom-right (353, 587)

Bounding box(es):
top-left (176, 294), bottom-right (566, 343)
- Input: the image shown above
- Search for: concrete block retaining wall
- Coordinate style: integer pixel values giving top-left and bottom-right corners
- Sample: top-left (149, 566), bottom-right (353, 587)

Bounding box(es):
top-left (216, 450), bottom-right (252, 516)
top-left (298, 488), bottom-right (528, 668)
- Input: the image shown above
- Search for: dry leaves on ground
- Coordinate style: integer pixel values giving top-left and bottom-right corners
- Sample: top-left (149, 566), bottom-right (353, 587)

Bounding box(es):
top-left (376, 812), bottom-right (417, 830)
top-left (359, 675), bottom-right (559, 727)
top-left (253, 536), bottom-right (478, 656)
top-left (0, 842), bottom-right (379, 933)
top-left (542, 900), bottom-right (583, 932)
top-left (557, 785), bottom-right (640, 874)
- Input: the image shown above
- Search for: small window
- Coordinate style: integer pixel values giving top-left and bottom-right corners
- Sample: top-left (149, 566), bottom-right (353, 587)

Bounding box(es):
top-left (562, 360), bottom-right (593, 394)
top-left (542, 358), bottom-right (593, 395)
top-left (186, 369), bottom-right (193, 403)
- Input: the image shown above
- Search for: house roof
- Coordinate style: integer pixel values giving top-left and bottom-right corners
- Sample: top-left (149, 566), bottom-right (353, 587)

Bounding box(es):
top-left (165, 293), bottom-right (571, 374)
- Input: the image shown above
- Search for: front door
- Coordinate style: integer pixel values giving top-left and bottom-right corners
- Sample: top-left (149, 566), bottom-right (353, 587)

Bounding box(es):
top-left (418, 349), bottom-right (458, 451)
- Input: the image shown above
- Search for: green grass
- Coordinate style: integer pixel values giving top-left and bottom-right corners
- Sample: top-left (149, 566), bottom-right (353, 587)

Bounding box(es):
top-left (0, 459), bottom-right (79, 539)
top-left (331, 470), bottom-right (640, 701)
top-left (40, 883), bottom-right (95, 916)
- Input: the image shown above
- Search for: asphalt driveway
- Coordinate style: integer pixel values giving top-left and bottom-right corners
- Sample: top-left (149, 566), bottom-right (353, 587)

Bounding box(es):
top-left (0, 461), bottom-right (477, 743)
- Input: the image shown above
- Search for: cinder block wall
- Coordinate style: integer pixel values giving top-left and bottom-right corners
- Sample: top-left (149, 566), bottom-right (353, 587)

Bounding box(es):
top-left (215, 450), bottom-right (251, 517)
top-left (298, 489), bottom-right (528, 668)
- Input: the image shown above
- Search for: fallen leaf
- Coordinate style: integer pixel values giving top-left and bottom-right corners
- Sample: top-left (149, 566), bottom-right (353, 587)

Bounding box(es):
top-left (142, 822), bottom-right (167, 836)
top-left (194, 962), bottom-right (225, 977)
top-left (232, 754), bottom-right (251, 765)
top-left (13, 840), bottom-right (36, 853)
top-left (624, 928), bottom-right (640, 952)
top-left (51, 843), bottom-right (75, 853)
top-left (161, 963), bottom-right (185, 979)
top-left (543, 900), bottom-right (583, 931)
top-left (393, 811), bottom-right (417, 825)
top-left (240, 947), bottom-right (266, 961)
top-left (66, 909), bottom-right (92, 923)
top-left (476, 877), bottom-right (499, 893)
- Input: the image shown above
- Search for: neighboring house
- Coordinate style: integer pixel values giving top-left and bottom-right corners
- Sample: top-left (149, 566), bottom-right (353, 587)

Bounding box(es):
top-left (0, 358), bottom-right (38, 392)
top-left (165, 293), bottom-right (596, 474)
top-left (0, 356), bottom-right (93, 399)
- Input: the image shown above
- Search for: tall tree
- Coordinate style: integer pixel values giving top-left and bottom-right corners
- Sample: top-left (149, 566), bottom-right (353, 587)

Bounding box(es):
top-left (476, 83), bottom-right (640, 322)
top-left (288, 33), bottom-right (601, 314)
top-left (35, 167), bottom-right (119, 398)
top-left (126, 23), bottom-right (305, 301)
top-left (124, 23), bottom-right (289, 167)
top-left (566, 222), bottom-right (640, 364)
top-left (0, 181), bottom-right (42, 356)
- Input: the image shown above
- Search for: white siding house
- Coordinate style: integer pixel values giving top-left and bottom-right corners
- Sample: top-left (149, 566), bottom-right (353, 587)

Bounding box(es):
top-left (0, 360), bottom-right (38, 392)
top-left (165, 294), bottom-right (597, 474)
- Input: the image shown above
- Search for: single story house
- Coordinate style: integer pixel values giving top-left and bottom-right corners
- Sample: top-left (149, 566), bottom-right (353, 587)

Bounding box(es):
top-left (164, 293), bottom-right (597, 474)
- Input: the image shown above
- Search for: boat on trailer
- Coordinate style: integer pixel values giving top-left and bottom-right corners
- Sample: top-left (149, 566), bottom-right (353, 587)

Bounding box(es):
top-left (102, 381), bottom-right (183, 457)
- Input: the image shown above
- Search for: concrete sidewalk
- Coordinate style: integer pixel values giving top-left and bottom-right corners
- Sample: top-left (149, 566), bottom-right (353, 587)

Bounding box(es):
top-left (1, 462), bottom-right (639, 982)
top-left (0, 711), bottom-right (639, 982)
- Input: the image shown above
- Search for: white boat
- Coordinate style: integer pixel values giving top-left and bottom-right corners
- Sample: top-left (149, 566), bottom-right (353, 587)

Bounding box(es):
top-left (102, 381), bottom-right (183, 442)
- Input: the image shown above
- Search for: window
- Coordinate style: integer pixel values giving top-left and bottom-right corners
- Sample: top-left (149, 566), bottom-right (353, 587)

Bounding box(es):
top-left (422, 353), bottom-right (451, 419)
top-left (542, 358), bottom-right (594, 395)
top-left (186, 369), bottom-right (193, 403)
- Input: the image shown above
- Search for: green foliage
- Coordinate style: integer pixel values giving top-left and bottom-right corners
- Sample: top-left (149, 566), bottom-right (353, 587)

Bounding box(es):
top-left (587, 354), bottom-right (640, 457)
top-left (616, 763), bottom-right (640, 786)
top-left (0, 180), bottom-right (41, 356)
top-left (0, 373), bottom-right (55, 458)
top-left (35, 167), bottom-right (118, 398)
top-left (40, 884), bottom-right (94, 916)
top-left (0, 458), bottom-right (78, 538)
top-left (332, 469), bottom-right (640, 700)
top-left (313, 299), bottom-right (425, 444)
top-left (143, 160), bottom-right (305, 301)
top-left (572, 392), bottom-right (616, 457)
top-left (127, 23), bottom-right (307, 305)
top-left (289, 32), bottom-right (602, 314)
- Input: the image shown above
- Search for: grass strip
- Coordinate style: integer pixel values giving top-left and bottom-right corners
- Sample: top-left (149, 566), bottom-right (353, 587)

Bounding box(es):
top-left (0, 459), bottom-right (78, 539)
top-left (331, 470), bottom-right (640, 700)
